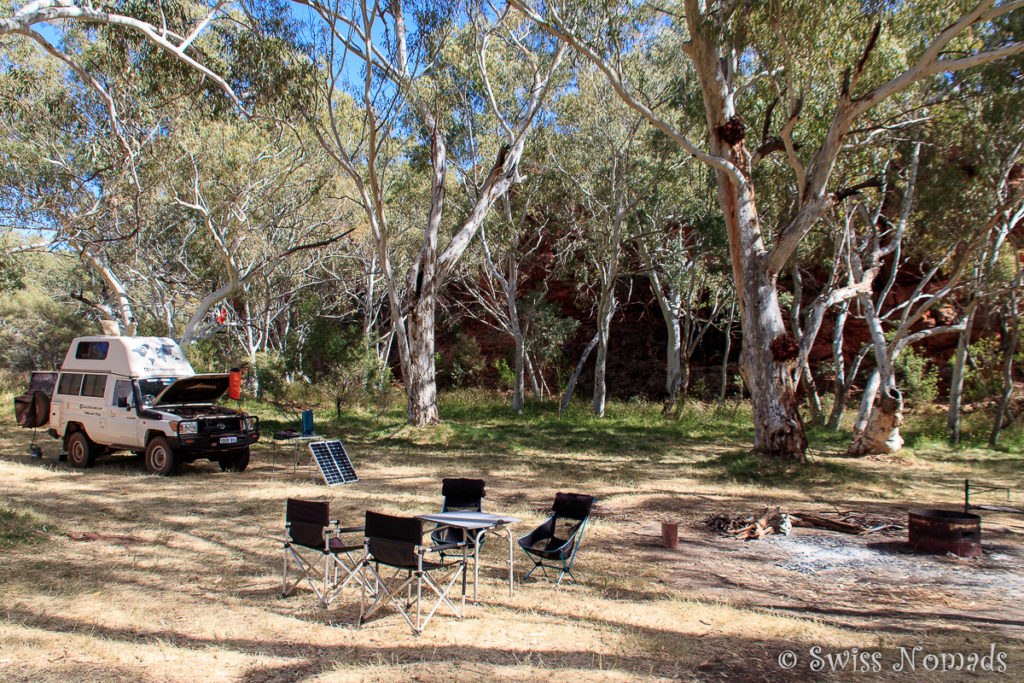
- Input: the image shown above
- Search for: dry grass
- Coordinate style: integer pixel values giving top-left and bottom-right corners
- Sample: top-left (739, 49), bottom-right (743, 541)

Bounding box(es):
top-left (1, 394), bottom-right (1022, 682)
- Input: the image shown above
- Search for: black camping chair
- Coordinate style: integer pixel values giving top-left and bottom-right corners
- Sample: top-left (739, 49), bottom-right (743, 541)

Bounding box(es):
top-left (357, 510), bottom-right (468, 635)
top-left (518, 492), bottom-right (595, 586)
top-left (281, 499), bottom-right (368, 607)
top-left (431, 478), bottom-right (486, 549)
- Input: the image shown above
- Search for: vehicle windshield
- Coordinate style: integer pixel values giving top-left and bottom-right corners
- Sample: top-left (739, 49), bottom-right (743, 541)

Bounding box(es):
top-left (136, 378), bottom-right (178, 406)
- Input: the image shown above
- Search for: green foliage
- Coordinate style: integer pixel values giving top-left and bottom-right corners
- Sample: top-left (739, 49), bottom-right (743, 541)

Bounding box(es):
top-left (183, 335), bottom-right (234, 374)
top-left (287, 319), bottom-right (393, 416)
top-left (0, 281), bottom-right (93, 371)
top-left (964, 336), bottom-right (1002, 402)
top-left (439, 332), bottom-right (486, 389)
top-left (493, 357), bottom-right (515, 390)
top-left (526, 301), bottom-right (580, 387)
top-left (894, 347), bottom-right (939, 405)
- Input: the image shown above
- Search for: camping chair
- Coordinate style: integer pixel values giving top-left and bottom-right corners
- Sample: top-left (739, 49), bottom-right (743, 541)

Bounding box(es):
top-left (357, 510), bottom-right (468, 635)
top-left (518, 492), bottom-right (595, 586)
top-left (281, 498), bottom-right (368, 607)
top-left (431, 478), bottom-right (486, 549)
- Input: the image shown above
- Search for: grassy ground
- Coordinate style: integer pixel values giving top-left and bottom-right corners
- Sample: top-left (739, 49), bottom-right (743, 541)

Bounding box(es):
top-left (1, 389), bottom-right (1022, 682)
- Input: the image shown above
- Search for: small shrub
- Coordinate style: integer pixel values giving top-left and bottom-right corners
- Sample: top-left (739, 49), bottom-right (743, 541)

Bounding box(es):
top-left (894, 347), bottom-right (939, 405)
top-left (493, 357), bottom-right (514, 390)
top-left (439, 332), bottom-right (485, 389)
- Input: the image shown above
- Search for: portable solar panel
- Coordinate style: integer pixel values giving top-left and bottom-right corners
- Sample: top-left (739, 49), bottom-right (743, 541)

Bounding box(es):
top-left (308, 440), bottom-right (358, 486)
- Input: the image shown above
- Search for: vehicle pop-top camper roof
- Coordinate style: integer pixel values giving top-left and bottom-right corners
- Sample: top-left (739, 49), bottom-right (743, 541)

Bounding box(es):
top-left (60, 336), bottom-right (195, 378)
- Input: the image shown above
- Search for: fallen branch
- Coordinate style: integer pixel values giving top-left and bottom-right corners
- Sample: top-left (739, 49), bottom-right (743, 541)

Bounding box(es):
top-left (790, 513), bottom-right (865, 534)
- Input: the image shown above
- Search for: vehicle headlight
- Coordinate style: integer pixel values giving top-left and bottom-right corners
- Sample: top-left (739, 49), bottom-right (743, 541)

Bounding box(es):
top-left (178, 420), bottom-right (198, 435)
top-left (243, 417), bottom-right (255, 432)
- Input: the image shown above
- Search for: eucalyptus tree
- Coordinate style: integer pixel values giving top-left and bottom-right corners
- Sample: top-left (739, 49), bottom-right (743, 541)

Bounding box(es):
top-left (290, 0), bottom-right (566, 424)
top-left (512, 0), bottom-right (1024, 459)
top-left (165, 118), bottom-right (351, 349)
top-left (0, 34), bottom-right (159, 334)
top-left (634, 160), bottom-right (733, 413)
top-left (935, 60), bottom-right (1024, 443)
top-left (455, 176), bottom-right (551, 413)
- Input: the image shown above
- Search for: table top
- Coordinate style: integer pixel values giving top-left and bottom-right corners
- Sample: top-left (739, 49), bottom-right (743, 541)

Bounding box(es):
top-left (416, 511), bottom-right (521, 529)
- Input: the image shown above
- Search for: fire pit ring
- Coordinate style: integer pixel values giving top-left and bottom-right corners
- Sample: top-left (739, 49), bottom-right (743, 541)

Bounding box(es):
top-left (908, 508), bottom-right (982, 558)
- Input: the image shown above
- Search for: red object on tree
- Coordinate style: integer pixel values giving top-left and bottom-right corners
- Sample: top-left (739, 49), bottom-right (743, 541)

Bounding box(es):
top-left (228, 368), bottom-right (241, 400)
top-left (216, 308), bottom-right (227, 324)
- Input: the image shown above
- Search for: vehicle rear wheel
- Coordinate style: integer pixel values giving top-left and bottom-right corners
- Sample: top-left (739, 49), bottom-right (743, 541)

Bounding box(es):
top-left (66, 431), bottom-right (95, 469)
top-left (219, 447), bottom-right (250, 473)
top-left (145, 436), bottom-right (178, 475)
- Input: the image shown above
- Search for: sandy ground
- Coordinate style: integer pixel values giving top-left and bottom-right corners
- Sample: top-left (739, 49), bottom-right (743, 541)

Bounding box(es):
top-left (2, 431), bottom-right (1023, 682)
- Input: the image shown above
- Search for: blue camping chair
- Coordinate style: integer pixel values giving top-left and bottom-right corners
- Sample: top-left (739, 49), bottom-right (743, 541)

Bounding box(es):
top-left (431, 478), bottom-right (486, 550)
top-left (518, 492), bottom-right (595, 586)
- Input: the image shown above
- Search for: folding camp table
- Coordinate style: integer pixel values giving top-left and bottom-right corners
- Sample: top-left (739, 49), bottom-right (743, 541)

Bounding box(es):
top-left (416, 511), bottom-right (520, 603)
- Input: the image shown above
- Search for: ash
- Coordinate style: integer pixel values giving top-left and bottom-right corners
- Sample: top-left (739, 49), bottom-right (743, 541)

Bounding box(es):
top-left (764, 531), bottom-right (1024, 600)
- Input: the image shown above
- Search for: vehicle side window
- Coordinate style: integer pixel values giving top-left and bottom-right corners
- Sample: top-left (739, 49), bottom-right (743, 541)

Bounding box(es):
top-left (112, 380), bottom-right (132, 407)
top-left (75, 341), bottom-right (109, 360)
top-left (57, 373), bottom-right (83, 396)
top-left (80, 374), bottom-right (107, 398)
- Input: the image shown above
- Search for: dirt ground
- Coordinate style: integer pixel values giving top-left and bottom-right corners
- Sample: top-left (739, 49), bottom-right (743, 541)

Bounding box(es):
top-left (2, 424), bottom-right (1023, 682)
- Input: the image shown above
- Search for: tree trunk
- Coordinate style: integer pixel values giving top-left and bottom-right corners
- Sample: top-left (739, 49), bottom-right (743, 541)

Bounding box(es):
top-left (512, 332), bottom-right (525, 414)
top-left (662, 317), bottom-right (682, 414)
top-left (802, 363), bottom-right (823, 425)
top-left (405, 287), bottom-right (440, 425)
top-left (688, 7), bottom-right (806, 459)
top-left (718, 301), bottom-right (735, 404)
top-left (826, 301), bottom-right (850, 429)
top-left (990, 291), bottom-right (1020, 446)
top-left (592, 286), bottom-right (616, 418)
top-left (846, 386), bottom-right (904, 456)
top-left (948, 307), bottom-right (976, 445)
top-left (561, 333), bottom-right (599, 417)
top-left (854, 369), bottom-right (881, 435)
top-left (676, 361), bottom-right (691, 411)
top-left (525, 351), bottom-right (542, 398)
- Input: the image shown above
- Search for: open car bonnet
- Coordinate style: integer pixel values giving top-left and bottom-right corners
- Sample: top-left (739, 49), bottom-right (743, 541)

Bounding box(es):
top-left (151, 374), bottom-right (230, 406)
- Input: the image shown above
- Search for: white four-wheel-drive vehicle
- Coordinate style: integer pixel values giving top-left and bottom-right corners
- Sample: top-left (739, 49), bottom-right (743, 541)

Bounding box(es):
top-left (14, 336), bottom-right (259, 475)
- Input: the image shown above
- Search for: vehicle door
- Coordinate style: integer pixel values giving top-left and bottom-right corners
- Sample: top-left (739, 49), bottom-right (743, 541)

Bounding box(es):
top-left (104, 378), bottom-right (141, 448)
top-left (77, 374), bottom-right (110, 443)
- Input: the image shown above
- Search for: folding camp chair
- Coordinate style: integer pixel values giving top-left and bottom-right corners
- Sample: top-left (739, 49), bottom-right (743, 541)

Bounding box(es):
top-left (357, 510), bottom-right (468, 635)
top-left (431, 478), bottom-right (486, 549)
top-left (281, 498), bottom-right (368, 607)
top-left (518, 492), bottom-right (595, 586)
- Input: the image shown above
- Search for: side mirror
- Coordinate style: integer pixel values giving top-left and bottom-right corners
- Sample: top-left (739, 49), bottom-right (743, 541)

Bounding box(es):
top-left (117, 397), bottom-right (129, 408)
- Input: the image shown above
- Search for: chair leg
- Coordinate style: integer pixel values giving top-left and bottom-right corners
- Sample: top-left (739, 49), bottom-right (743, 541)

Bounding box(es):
top-left (416, 572), bottom-right (423, 632)
top-left (322, 552), bottom-right (331, 607)
top-left (281, 546), bottom-right (331, 603)
top-left (281, 546), bottom-right (289, 597)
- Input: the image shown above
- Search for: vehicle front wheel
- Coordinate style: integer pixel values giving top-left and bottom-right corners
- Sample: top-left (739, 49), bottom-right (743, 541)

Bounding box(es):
top-left (219, 447), bottom-right (250, 473)
top-left (145, 436), bottom-right (178, 476)
top-left (66, 431), bottom-right (95, 469)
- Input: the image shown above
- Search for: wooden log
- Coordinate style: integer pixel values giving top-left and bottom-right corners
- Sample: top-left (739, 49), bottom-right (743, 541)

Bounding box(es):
top-left (791, 513), bottom-right (865, 534)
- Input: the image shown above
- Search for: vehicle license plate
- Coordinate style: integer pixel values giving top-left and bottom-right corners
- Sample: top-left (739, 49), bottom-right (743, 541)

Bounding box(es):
top-left (220, 436), bottom-right (238, 444)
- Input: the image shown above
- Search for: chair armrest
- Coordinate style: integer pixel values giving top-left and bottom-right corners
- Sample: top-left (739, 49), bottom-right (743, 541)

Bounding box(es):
top-left (336, 525), bottom-right (364, 534)
top-left (425, 541), bottom-right (467, 554)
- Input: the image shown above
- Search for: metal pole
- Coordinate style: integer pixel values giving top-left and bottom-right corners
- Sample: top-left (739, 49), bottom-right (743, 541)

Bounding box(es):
top-left (964, 478), bottom-right (970, 514)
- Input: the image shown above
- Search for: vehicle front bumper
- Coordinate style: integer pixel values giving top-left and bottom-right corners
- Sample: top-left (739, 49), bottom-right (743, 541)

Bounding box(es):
top-left (174, 431), bottom-right (260, 454)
